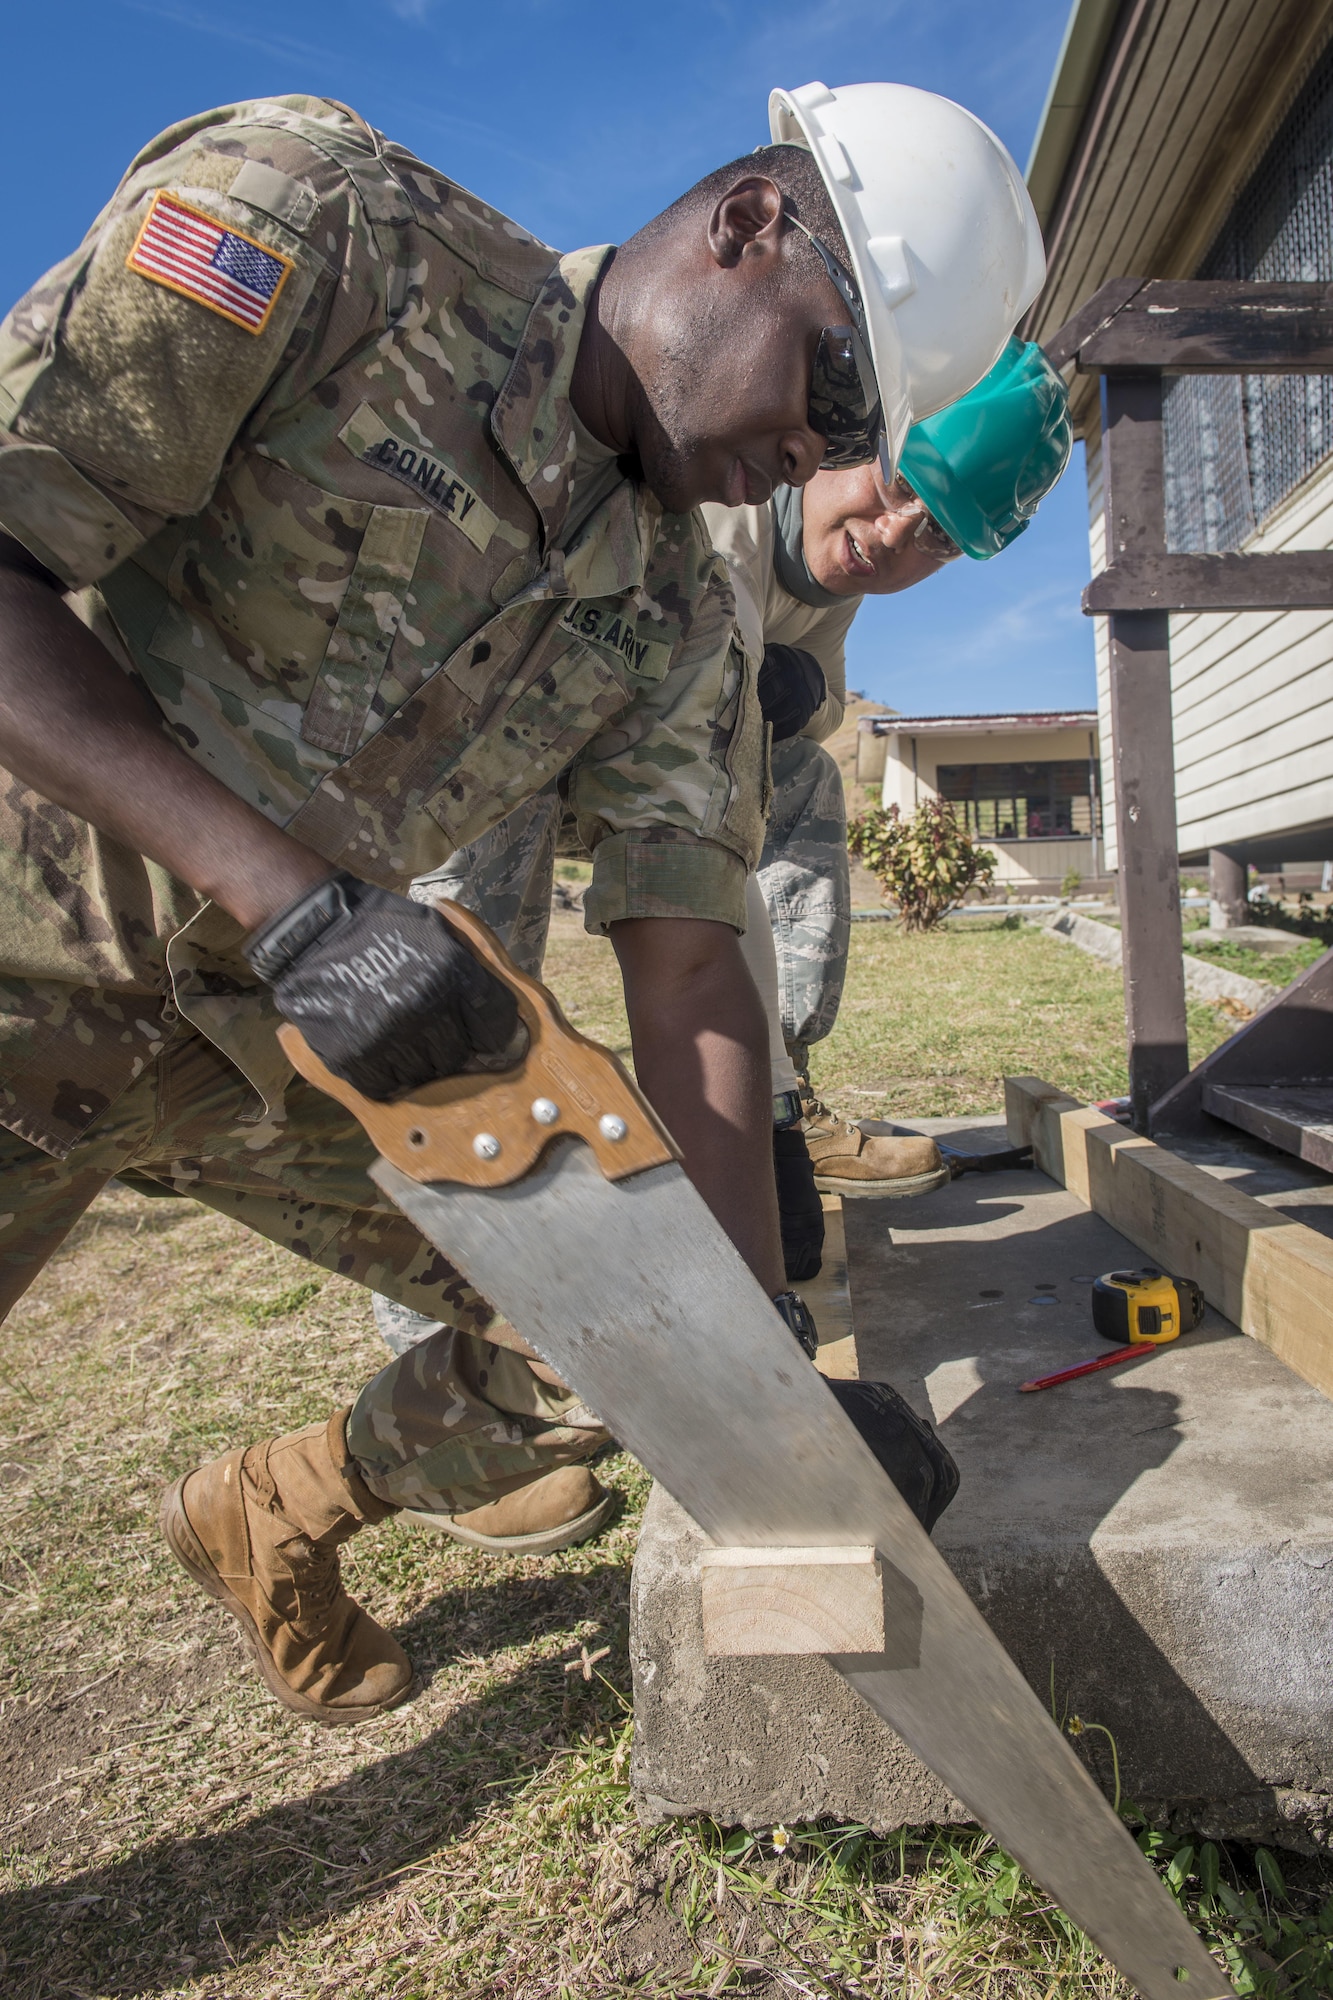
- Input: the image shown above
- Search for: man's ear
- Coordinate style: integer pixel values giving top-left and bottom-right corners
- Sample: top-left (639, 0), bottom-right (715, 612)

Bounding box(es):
top-left (707, 176), bottom-right (786, 269)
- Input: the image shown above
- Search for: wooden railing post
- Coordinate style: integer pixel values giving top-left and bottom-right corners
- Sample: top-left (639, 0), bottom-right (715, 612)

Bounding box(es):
top-left (1101, 371), bottom-right (1190, 1129)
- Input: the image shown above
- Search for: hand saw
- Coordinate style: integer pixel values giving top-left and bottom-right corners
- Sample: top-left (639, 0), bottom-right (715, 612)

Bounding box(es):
top-left (279, 902), bottom-right (1233, 2000)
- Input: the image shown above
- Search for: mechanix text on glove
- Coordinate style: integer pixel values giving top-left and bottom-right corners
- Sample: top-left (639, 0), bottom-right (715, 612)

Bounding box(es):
top-left (245, 871), bottom-right (519, 1101)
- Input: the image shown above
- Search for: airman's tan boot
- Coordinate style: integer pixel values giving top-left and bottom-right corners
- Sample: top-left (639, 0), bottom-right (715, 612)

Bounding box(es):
top-left (403, 1464), bottom-right (614, 1555)
top-left (800, 1090), bottom-right (949, 1198)
top-left (160, 1409), bottom-right (412, 1725)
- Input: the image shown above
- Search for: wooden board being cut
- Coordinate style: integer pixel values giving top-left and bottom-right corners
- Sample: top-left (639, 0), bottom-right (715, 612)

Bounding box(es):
top-left (1005, 1075), bottom-right (1333, 1403)
top-left (700, 1545), bottom-right (886, 1656)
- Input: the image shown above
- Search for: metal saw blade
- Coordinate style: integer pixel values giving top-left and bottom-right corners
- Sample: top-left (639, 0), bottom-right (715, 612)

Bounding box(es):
top-left (373, 1139), bottom-right (1233, 2000)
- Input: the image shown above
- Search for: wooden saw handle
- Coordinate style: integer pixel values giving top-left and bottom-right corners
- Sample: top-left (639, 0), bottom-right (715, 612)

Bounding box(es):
top-left (277, 896), bottom-right (679, 1188)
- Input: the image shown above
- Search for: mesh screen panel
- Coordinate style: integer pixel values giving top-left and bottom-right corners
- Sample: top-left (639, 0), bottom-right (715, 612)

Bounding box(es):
top-left (1163, 40), bottom-right (1333, 551)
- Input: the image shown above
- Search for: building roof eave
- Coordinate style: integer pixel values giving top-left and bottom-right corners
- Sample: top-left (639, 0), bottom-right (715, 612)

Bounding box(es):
top-left (866, 712), bottom-right (1098, 736)
top-left (1025, 0), bottom-right (1124, 234)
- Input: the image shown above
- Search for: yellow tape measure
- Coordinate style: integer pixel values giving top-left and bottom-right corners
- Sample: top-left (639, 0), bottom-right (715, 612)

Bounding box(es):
top-left (1091, 1268), bottom-right (1205, 1347)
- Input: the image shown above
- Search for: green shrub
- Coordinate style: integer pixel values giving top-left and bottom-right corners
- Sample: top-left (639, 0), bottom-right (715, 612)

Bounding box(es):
top-left (1248, 886), bottom-right (1333, 947)
top-left (847, 799), bottom-right (997, 933)
top-left (1060, 868), bottom-right (1083, 899)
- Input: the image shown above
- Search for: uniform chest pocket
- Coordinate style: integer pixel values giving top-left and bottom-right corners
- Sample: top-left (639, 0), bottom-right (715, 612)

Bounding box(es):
top-left (422, 596), bottom-right (674, 847)
top-left (299, 505), bottom-right (428, 754)
top-left (149, 454), bottom-right (426, 750)
top-left (425, 635), bottom-right (631, 848)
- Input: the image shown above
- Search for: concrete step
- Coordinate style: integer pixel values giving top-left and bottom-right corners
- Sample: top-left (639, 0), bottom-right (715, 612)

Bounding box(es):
top-left (629, 1151), bottom-right (1333, 1853)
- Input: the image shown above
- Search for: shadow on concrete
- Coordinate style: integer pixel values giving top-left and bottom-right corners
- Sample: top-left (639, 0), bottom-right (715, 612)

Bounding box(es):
top-left (844, 1174), bottom-right (1273, 1812)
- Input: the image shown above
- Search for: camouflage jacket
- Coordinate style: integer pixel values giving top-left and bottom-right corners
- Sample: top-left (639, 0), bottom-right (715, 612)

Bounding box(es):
top-left (0, 98), bottom-right (764, 1158)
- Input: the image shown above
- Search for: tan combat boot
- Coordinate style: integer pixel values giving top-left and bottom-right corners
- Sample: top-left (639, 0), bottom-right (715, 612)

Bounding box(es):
top-left (160, 1409), bottom-right (412, 1726)
top-left (403, 1464), bottom-right (614, 1555)
top-left (800, 1090), bottom-right (949, 1198)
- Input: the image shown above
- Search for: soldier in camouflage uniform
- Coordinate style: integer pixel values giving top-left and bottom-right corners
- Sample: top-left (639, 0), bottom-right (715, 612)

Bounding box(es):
top-left (0, 95), bottom-right (882, 1721)
top-left (397, 371), bottom-right (1072, 1333)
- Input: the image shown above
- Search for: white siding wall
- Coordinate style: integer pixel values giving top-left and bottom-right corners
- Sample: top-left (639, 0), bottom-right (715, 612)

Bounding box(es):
top-left (1085, 425), bottom-right (1117, 869)
top-left (985, 838), bottom-right (1098, 885)
top-left (1086, 420), bottom-right (1333, 868)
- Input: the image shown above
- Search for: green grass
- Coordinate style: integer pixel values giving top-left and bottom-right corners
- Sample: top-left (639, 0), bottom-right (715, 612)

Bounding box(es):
top-left (545, 910), bottom-right (1234, 1122)
top-left (1180, 926), bottom-right (1326, 988)
top-left (807, 918), bottom-right (1231, 1121)
top-left (2, 922), bottom-right (1315, 1996)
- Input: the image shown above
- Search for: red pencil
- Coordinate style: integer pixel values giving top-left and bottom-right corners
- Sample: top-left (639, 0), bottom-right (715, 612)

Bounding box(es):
top-left (1018, 1342), bottom-right (1159, 1392)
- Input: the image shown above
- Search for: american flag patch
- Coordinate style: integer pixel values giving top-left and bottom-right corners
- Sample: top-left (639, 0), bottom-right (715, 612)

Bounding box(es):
top-left (126, 191), bottom-right (293, 334)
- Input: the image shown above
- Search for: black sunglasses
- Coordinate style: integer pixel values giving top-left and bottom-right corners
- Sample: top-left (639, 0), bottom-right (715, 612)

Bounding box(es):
top-left (788, 216), bottom-right (885, 470)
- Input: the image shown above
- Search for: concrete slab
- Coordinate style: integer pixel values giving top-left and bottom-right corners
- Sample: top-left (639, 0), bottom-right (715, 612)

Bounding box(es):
top-left (629, 1163), bottom-right (1333, 1851)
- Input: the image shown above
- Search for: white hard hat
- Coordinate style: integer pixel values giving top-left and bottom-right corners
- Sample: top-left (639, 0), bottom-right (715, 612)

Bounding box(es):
top-left (769, 81), bottom-right (1046, 477)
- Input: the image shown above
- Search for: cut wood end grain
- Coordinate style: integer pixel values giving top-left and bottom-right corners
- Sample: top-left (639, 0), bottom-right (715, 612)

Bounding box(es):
top-left (700, 1545), bottom-right (886, 1656)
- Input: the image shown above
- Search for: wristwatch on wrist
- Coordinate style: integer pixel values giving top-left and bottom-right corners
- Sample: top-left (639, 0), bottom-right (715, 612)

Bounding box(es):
top-left (772, 1088), bottom-right (803, 1131)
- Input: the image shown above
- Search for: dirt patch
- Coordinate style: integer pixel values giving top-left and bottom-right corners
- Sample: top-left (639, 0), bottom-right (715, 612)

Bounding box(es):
top-left (1, 1631), bottom-right (227, 1857)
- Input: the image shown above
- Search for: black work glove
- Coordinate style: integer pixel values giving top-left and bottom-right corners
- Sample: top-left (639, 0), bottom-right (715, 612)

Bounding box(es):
top-left (757, 643), bottom-right (827, 742)
top-left (246, 870), bottom-right (519, 1101)
top-left (828, 1379), bottom-right (960, 1533)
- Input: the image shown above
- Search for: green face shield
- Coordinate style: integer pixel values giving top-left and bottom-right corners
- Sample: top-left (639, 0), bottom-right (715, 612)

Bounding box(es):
top-left (896, 338), bottom-right (1073, 561)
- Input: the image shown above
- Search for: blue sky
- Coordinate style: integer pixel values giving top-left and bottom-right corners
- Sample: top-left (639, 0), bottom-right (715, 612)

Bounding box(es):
top-left (3, 0), bottom-right (1093, 717)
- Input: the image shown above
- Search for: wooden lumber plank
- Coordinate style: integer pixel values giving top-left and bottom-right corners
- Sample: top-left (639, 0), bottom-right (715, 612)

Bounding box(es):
top-left (1084, 553), bottom-right (1333, 613)
top-left (1043, 279), bottom-right (1145, 373)
top-left (1101, 369), bottom-right (1165, 559)
top-left (1078, 281), bottom-right (1333, 371)
top-left (1098, 372), bottom-right (1189, 1125)
top-left (1105, 616), bottom-right (1189, 1122)
top-left (1202, 1085), bottom-right (1333, 1174)
top-left (1150, 944), bottom-right (1333, 1134)
top-left (1005, 1075), bottom-right (1333, 1403)
top-left (701, 1545), bottom-right (887, 1656)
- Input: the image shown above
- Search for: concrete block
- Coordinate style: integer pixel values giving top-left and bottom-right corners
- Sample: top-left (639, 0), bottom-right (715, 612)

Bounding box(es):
top-left (1196, 924), bottom-right (1307, 954)
top-left (1041, 907), bottom-right (1271, 1010)
top-left (630, 1148), bottom-right (1333, 1852)
top-left (631, 1484), bottom-right (966, 1831)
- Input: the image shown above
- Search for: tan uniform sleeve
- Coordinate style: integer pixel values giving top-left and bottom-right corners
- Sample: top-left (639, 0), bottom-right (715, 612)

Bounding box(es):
top-left (702, 498), bottom-right (857, 743)
top-left (762, 577), bottom-right (856, 744)
top-left (0, 109), bottom-right (381, 588)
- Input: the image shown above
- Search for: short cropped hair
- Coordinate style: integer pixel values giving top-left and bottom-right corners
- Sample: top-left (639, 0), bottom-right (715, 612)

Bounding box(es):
top-left (639, 143), bottom-right (853, 274)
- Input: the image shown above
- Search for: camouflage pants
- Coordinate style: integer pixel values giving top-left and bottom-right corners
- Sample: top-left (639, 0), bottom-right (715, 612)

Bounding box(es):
top-left (0, 1023), bottom-right (607, 1513)
top-left (757, 737), bottom-right (851, 1078)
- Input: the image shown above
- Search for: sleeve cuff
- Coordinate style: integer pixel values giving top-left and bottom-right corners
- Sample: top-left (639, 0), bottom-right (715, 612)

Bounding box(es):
top-left (0, 438), bottom-right (148, 589)
top-left (583, 829), bottom-right (748, 933)
top-left (804, 689), bottom-right (844, 743)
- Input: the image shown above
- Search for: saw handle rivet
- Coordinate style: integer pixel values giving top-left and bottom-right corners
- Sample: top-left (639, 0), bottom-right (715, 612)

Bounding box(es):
top-left (472, 1132), bottom-right (502, 1161)
top-left (531, 1097), bottom-right (560, 1126)
top-left (599, 1113), bottom-right (628, 1143)
top-left (406, 1127), bottom-right (427, 1149)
